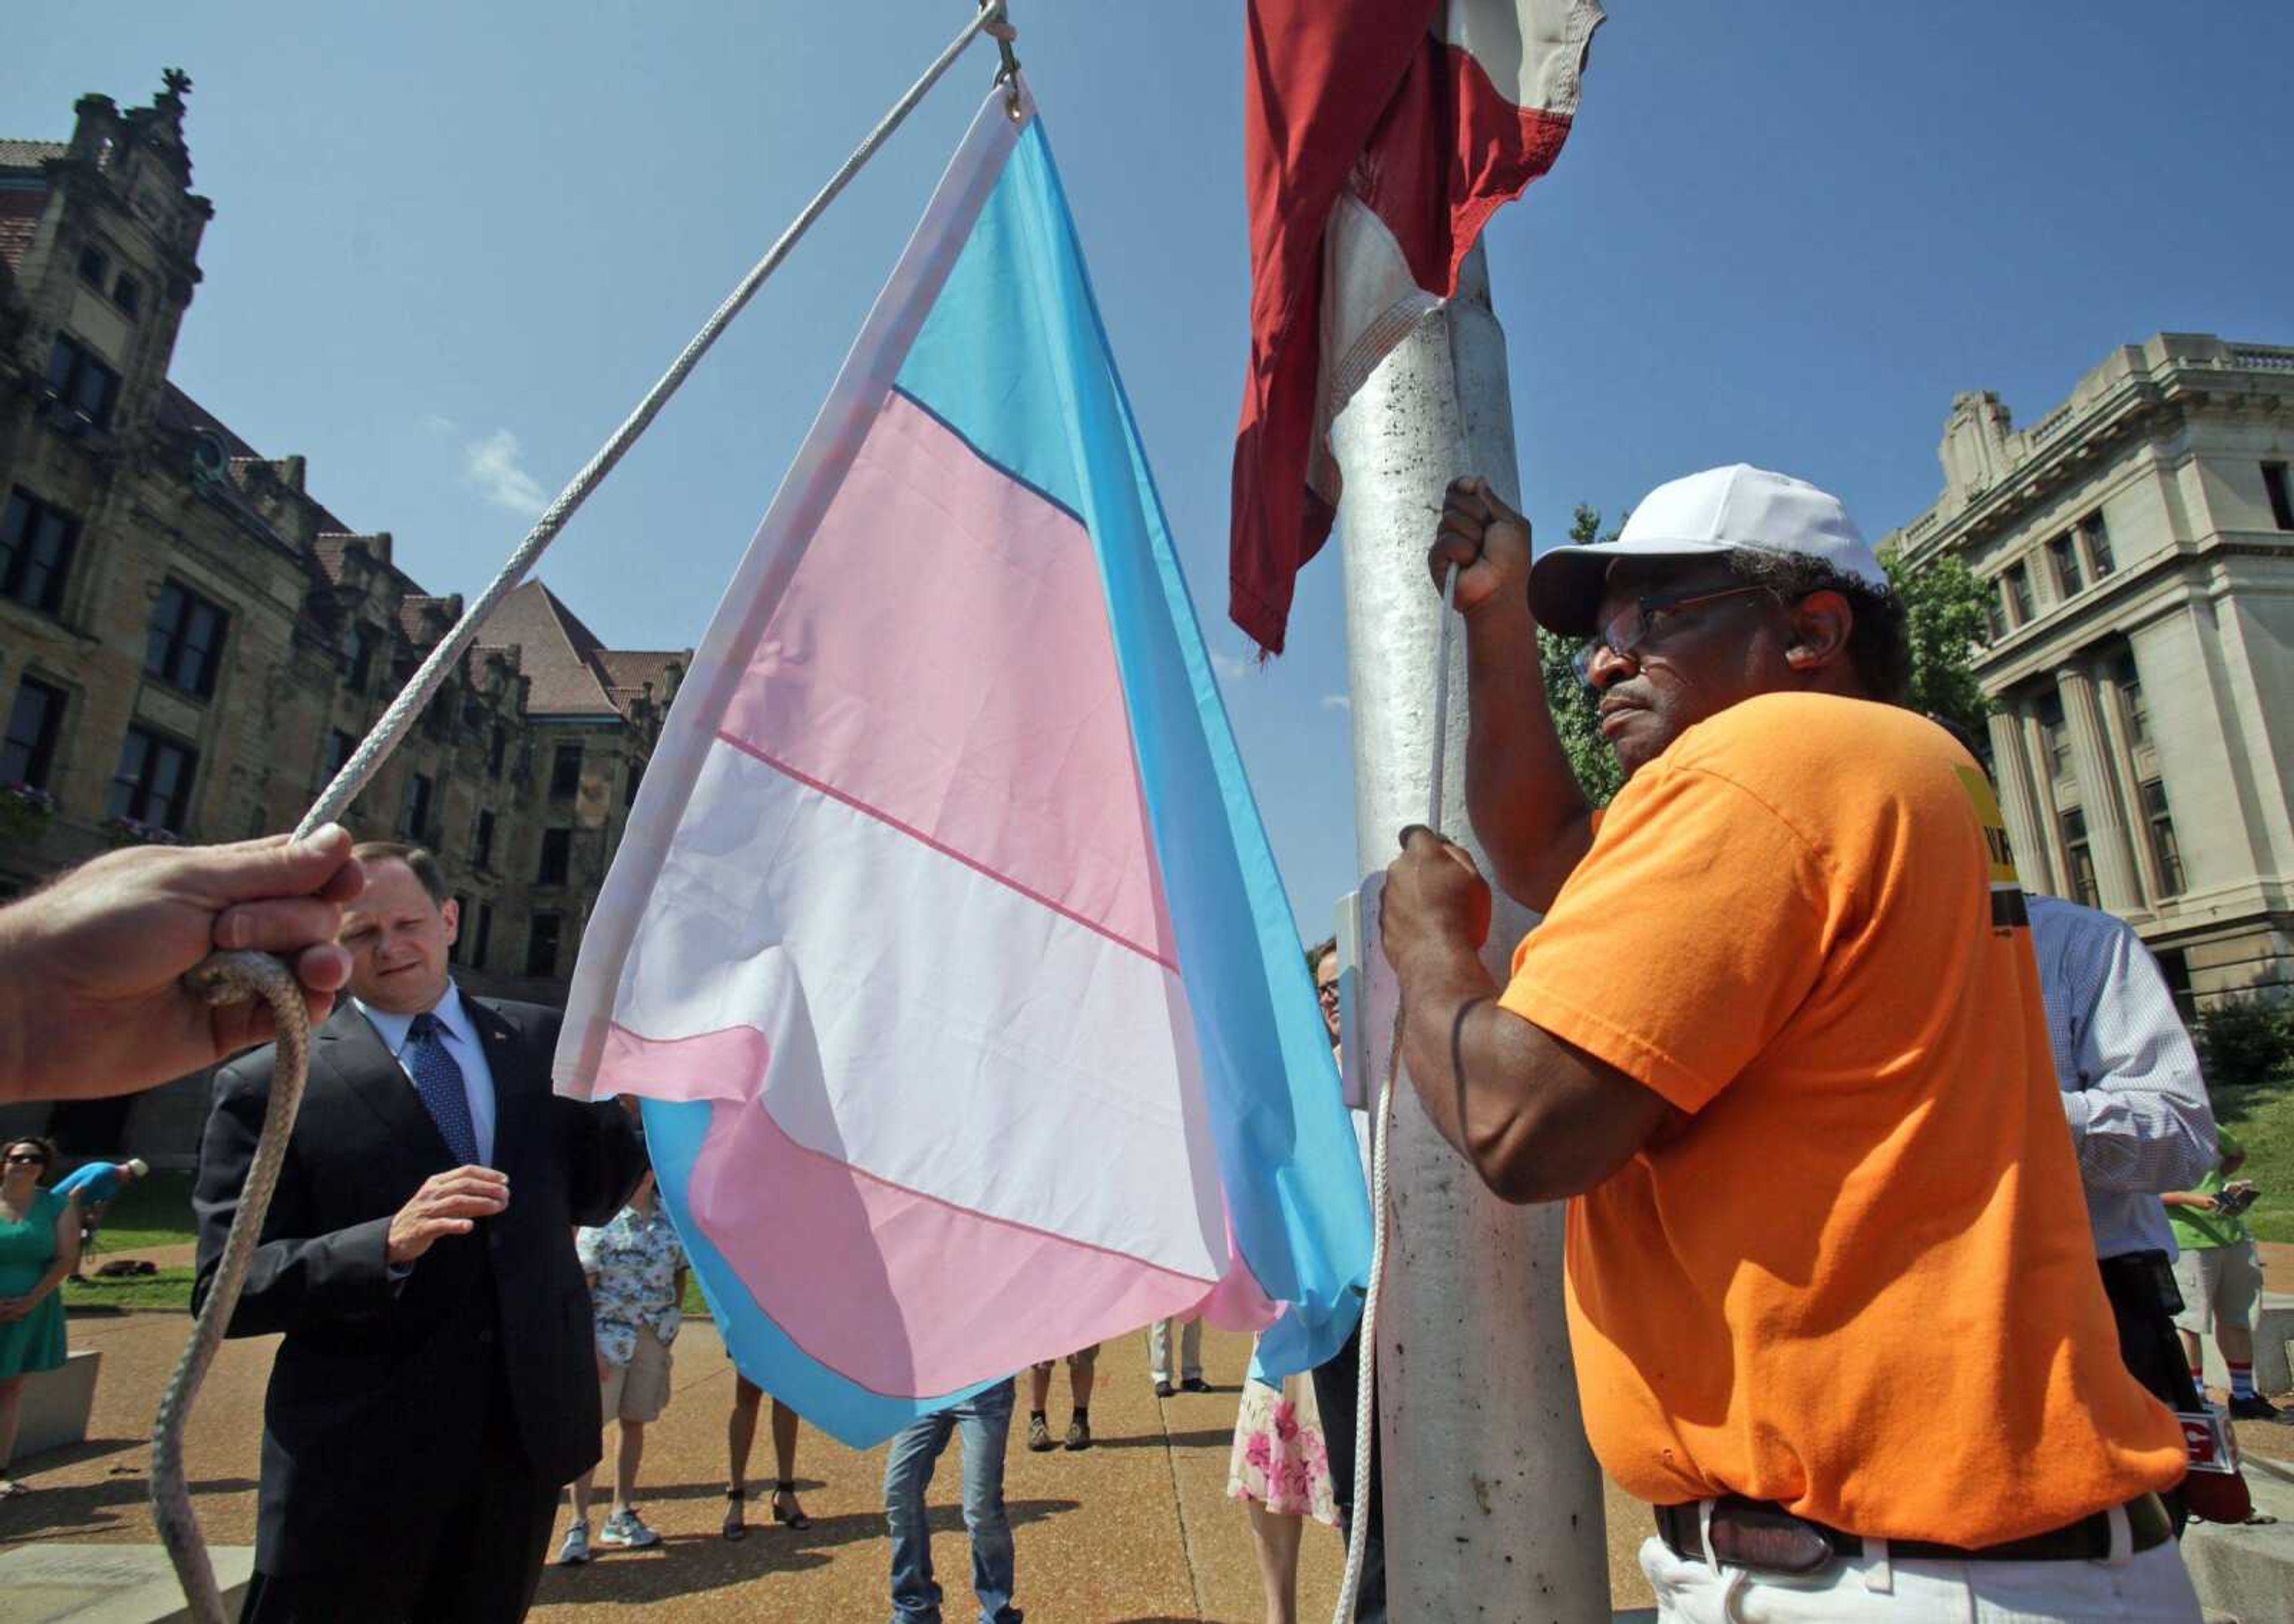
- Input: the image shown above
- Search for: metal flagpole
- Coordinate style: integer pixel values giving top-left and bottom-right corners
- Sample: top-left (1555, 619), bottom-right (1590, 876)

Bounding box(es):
top-left (1329, 242), bottom-right (1610, 1620)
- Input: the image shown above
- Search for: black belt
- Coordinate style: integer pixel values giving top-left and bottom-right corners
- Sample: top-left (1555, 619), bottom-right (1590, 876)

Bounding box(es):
top-left (1654, 1492), bottom-right (2173, 1574)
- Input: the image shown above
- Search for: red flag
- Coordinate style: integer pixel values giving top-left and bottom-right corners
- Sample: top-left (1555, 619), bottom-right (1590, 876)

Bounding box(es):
top-left (1229, 1), bottom-right (1603, 653)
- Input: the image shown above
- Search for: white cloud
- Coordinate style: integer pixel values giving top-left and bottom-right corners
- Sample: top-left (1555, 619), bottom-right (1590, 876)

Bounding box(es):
top-left (421, 412), bottom-right (458, 435)
top-left (464, 428), bottom-right (550, 516)
top-left (1321, 692), bottom-right (1352, 713)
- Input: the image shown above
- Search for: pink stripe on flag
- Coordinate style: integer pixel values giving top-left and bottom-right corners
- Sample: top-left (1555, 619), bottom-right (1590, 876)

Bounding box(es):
top-left (605, 1021), bottom-right (1223, 1397)
top-left (599, 1021), bottom-right (763, 1106)
top-left (720, 391), bottom-right (1174, 966)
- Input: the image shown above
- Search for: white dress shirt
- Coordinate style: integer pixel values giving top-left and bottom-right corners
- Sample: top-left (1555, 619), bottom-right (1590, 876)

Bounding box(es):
top-left (353, 981), bottom-right (499, 1165)
top-left (2026, 894), bottom-right (2216, 1260)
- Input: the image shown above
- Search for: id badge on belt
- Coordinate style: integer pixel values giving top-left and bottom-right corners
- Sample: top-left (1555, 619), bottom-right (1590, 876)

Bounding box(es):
top-left (2179, 1406), bottom-right (2241, 1476)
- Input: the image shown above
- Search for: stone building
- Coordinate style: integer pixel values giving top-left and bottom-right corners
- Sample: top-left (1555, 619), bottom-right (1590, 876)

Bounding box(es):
top-left (1884, 333), bottom-right (2294, 1011)
top-left (0, 76), bottom-right (687, 1159)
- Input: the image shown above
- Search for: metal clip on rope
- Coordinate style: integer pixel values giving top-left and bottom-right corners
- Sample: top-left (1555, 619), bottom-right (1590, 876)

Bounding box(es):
top-left (144, 7), bottom-right (1019, 1617)
top-left (982, 0), bottom-right (1024, 120)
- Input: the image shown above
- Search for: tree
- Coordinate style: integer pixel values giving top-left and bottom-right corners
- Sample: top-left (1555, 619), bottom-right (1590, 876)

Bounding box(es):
top-left (1884, 547), bottom-right (1992, 740)
top-left (1538, 505), bottom-right (1625, 806)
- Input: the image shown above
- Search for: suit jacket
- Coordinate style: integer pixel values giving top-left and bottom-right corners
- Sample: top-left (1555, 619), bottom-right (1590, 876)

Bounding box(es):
top-left (192, 993), bottom-right (643, 1574)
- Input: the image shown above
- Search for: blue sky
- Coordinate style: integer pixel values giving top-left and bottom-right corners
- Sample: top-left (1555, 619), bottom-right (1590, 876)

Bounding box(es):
top-left (8, 4), bottom-right (2290, 932)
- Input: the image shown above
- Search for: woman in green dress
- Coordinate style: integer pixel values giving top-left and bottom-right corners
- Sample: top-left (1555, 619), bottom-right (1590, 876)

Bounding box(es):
top-left (0, 1135), bottom-right (79, 1497)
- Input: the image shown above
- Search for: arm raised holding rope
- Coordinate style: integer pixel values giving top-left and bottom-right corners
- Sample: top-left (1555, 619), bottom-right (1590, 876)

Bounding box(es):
top-left (1428, 478), bottom-right (1594, 913)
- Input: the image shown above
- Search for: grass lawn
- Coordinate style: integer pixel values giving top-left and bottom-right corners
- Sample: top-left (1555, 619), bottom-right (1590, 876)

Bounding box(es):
top-left (79, 1168), bottom-right (198, 1253)
top-left (2213, 1065), bottom-right (2294, 1245)
top-left (63, 1265), bottom-right (196, 1313)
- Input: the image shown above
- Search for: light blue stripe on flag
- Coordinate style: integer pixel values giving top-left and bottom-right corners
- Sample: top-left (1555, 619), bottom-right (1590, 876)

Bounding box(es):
top-left (895, 121), bottom-right (1370, 1379)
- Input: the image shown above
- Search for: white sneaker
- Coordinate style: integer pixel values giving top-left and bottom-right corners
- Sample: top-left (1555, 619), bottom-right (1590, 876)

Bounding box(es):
top-left (597, 1508), bottom-right (660, 1549)
top-left (556, 1522), bottom-right (591, 1565)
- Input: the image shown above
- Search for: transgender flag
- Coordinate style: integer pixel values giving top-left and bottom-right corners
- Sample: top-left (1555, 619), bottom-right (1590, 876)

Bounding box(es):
top-left (556, 84), bottom-right (1372, 1447)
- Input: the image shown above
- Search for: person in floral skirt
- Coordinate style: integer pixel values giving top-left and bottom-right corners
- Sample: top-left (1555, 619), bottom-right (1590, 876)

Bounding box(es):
top-left (1226, 934), bottom-right (1346, 1624)
top-left (1227, 1356), bottom-right (1336, 1624)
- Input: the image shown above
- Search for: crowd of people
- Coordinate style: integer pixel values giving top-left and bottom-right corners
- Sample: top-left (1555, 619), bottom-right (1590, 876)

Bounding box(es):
top-left (0, 461), bottom-right (2281, 1622)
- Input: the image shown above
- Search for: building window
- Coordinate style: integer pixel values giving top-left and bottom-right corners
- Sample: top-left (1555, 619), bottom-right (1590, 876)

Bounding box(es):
top-left (473, 903), bottom-right (495, 972)
top-left (2047, 534), bottom-right (2083, 598)
top-left (2035, 692), bottom-right (2072, 779)
top-left (2, 678), bottom-right (66, 789)
top-left (625, 756), bottom-right (645, 808)
top-left (2004, 561), bottom-right (2034, 624)
top-left (2058, 808), bottom-right (2099, 908)
top-left (112, 273), bottom-right (142, 318)
top-left (473, 809), bottom-right (496, 871)
top-left (487, 723), bottom-right (506, 779)
top-left (525, 913), bottom-right (563, 978)
top-left (145, 580), bottom-right (229, 698)
top-left (324, 728), bottom-right (356, 778)
top-left (346, 624), bottom-right (378, 693)
top-left (76, 244), bottom-right (109, 288)
top-left (549, 742), bottom-right (582, 800)
top-left (401, 771), bottom-right (434, 837)
top-left (2112, 652), bottom-right (2147, 746)
top-left (538, 827), bottom-right (572, 885)
top-left (1982, 592), bottom-right (2005, 644)
top-left (44, 334), bottom-right (121, 428)
top-left (2141, 779), bottom-right (2184, 897)
top-left (1, 488), bottom-right (78, 616)
top-left (109, 726), bottom-right (197, 833)
top-left (2265, 462), bottom-right (2294, 532)
top-left (2080, 512), bottom-right (2115, 577)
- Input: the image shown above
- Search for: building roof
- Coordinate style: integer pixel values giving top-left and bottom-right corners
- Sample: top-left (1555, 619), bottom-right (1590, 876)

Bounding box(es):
top-left (0, 139), bottom-right (65, 171)
top-left (398, 594), bottom-right (462, 644)
top-left (0, 182), bottom-right (47, 272)
top-left (477, 580), bottom-right (624, 717)
top-left (596, 648), bottom-right (683, 702)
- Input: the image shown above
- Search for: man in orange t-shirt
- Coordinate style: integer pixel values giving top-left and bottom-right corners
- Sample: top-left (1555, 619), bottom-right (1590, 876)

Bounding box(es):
top-left (1379, 465), bottom-right (2195, 1619)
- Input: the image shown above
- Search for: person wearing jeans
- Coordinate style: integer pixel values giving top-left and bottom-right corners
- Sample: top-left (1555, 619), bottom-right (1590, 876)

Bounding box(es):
top-left (884, 1376), bottom-right (1022, 1624)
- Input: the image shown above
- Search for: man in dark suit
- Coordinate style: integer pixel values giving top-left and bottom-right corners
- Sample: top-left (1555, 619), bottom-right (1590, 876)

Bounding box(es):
top-left (193, 842), bottom-right (643, 1623)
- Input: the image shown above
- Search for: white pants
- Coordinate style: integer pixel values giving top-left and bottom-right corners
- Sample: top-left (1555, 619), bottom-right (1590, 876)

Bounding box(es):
top-left (1640, 1532), bottom-right (2202, 1622)
top-left (1147, 1316), bottom-right (1201, 1384)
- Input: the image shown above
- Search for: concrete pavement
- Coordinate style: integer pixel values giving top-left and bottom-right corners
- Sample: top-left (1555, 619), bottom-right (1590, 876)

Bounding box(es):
top-left (0, 1310), bottom-right (1660, 1622)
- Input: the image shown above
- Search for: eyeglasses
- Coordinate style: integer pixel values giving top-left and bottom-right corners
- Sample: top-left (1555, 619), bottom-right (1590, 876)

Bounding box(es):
top-left (4, 1152), bottom-right (47, 1166)
top-left (1571, 584), bottom-right (1778, 689)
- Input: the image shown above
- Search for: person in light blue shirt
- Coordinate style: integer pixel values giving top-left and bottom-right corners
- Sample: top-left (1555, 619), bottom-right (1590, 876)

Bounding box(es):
top-left (50, 1157), bottom-right (148, 1274)
top-left (2026, 894), bottom-right (2217, 1261)
top-left (2026, 890), bottom-right (2221, 1528)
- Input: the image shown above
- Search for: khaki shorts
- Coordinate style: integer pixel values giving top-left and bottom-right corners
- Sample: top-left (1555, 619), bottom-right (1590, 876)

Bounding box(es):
top-left (601, 1331), bottom-right (673, 1424)
top-left (2172, 1241), bottom-right (2263, 1336)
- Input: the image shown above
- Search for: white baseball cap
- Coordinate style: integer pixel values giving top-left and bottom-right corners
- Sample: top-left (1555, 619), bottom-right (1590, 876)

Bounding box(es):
top-left (1527, 463), bottom-right (1889, 637)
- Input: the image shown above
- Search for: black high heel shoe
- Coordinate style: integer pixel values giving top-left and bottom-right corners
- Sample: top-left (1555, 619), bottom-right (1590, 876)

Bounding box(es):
top-left (771, 1480), bottom-right (812, 1530)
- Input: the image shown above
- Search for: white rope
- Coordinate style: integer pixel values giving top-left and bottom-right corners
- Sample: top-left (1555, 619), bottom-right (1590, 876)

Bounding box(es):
top-left (148, 8), bottom-right (1016, 1617)
top-left (1333, 563), bottom-right (1459, 1622)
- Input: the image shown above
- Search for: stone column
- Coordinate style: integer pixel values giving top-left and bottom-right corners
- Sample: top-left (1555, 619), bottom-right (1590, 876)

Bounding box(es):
top-left (2056, 665), bottom-right (2144, 911)
top-left (1986, 705), bottom-right (2055, 897)
top-left (2020, 709), bottom-right (2072, 894)
top-left (2091, 662), bottom-right (2160, 904)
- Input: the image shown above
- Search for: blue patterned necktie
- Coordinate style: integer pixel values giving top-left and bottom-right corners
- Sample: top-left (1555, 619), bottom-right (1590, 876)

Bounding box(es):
top-left (406, 1011), bottom-right (482, 1166)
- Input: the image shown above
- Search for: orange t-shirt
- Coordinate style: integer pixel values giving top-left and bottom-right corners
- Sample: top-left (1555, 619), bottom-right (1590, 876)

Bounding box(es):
top-left (1501, 692), bottom-right (2183, 1545)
